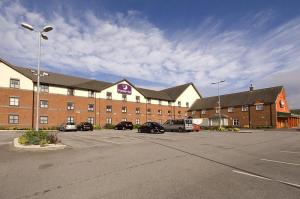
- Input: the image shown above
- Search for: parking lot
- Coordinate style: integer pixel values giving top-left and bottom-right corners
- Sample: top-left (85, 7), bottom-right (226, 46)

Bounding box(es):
top-left (0, 129), bottom-right (300, 199)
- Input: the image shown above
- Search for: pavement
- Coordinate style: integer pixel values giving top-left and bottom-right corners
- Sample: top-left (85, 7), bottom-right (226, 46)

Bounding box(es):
top-left (0, 129), bottom-right (300, 199)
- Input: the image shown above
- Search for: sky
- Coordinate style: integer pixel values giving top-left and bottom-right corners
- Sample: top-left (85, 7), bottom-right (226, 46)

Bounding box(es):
top-left (0, 0), bottom-right (300, 108)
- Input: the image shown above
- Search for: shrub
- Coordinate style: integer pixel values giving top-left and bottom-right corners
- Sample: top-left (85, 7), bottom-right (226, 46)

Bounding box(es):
top-left (39, 139), bottom-right (48, 147)
top-left (48, 133), bottom-right (61, 144)
top-left (233, 128), bottom-right (240, 132)
top-left (93, 125), bottom-right (101, 130)
top-left (18, 130), bottom-right (61, 146)
top-left (217, 127), bottom-right (226, 132)
top-left (104, 124), bottom-right (115, 129)
top-left (133, 124), bottom-right (141, 129)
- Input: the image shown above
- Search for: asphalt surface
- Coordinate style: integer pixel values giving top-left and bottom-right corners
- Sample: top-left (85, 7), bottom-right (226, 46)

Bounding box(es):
top-left (0, 129), bottom-right (300, 199)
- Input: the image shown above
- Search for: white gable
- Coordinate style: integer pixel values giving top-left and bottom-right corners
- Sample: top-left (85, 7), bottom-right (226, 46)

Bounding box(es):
top-left (175, 85), bottom-right (201, 107)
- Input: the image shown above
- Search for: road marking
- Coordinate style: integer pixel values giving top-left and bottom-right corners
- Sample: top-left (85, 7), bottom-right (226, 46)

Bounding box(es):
top-left (261, 158), bottom-right (300, 166)
top-left (280, 150), bottom-right (300, 154)
top-left (0, 141), bottom-right (12, 146)
top-left (232, 170), bottom-right (270, 180)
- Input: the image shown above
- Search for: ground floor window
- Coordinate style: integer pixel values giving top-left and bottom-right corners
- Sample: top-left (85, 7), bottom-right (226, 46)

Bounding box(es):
top-left (122, 118), bottom-right (127, 122)
top-left (233, 119), bottom-right (239, 126)
top-left (40, 116), bottom-right (48, 124)
top-left (67, 116), bottom-right (74, 123)
top-left (87, 117), bottom-right (94, 124)
top-left (106, 117), bottom-right (112, 124)
top-left (9, 114), bottom-right (19, 124)
top-left (159, 119), bottom-right (163, 124)
top-left (147, 119), bottom-right (152, 122)
top-left (136, 118), bottom-right (140, 124)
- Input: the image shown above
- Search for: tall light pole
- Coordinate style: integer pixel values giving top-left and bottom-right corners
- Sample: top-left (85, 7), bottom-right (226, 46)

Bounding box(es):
top-left (21, 23), bottom-right (53, 131)
top-left (211, 80), bottom-right (225, 128)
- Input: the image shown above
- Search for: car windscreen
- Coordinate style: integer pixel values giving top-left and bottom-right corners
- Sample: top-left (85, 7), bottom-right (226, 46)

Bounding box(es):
top-left (185, 120), bottom-right (193, 124)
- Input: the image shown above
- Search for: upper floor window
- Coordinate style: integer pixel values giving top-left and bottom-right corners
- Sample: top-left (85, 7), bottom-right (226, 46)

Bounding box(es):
top-left (40, 84), bottom-right (49, 92)
top-left (106, 105), bottom-right (112, 112)
top-left (67, 116), bottom-right (74, 123)
top-left (106, 92), bottom-right (112, 100)
top-left (9, 97), bottom-right (19, 106)
top-left (9, 114), bottom-right (19, 124)
top-left (168, 101), bottom-right (172, 106)
top-left (136, 107), bottom-right (140, 114)
top-left (122, 106), bottom-right (127, 113)
top-left (186, 102), bottom-right (189, 108)
top-left (228, 107), bottom-right (234, 113)
top-left (106, 117), bottom-right (112, 124)
top-left (159, 100), bottom-right (162, 105)
top-left (279, 100), bottom-right (285, 108)
top-left (178, 111), bottom-right (181, 115)
top-left (168, 110), bottom-right (171, 116)
top-left (242, 105), bottom-right (248, 112)
top-left (147, 99), bottom-right (151, 104)
top-left (201, 110), bottom-right (206, 115)
top-left (88, 117), bottom-right (94, 125)
top-left (88, 91), bottom-right (95, 98)
top-left (67, 102), bottom-right (74, 110)
top-left (178, 101), bottom-right (181, 107)
top-left (233, 119), bottom-right (239, 126)
top-left (215, 108), bottom-right (220, 114)
top-left (147, 108), bottom-right (151, 114)
top-left (192, 111), bottom-right (196, 116)
top-left (10, 78), bottom-right (20, 89)
top-left (40, 116), bottom-right (48, 124)
top-left (122, 94), bottom-right (127, 101)
top-left (67, 89), bottom-right (74, 96)
top-left (158, 109), bottom-right (162, 115)
top-left (40, 100), bottom-right (48, 108)
top-left (256, 104), bottom-right (264, 111)
top-left (122, 118), bottom-right (127, 122)
top-left (135, 118), bottom-right (140, 125)
top-left (88, 104), bottom-right (94, 112)
top-left (136, 96), bottom-right (140, 103)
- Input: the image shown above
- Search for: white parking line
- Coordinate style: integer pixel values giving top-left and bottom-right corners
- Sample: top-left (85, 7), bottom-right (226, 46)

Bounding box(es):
top-left (232, 170), bottom-right (270, 180)
top-left (280, 150), bottom-right (300, 154)
top-left (0, 141), bottom-right (12, 146)
top-left (261, 158), bottom-right (300, 166)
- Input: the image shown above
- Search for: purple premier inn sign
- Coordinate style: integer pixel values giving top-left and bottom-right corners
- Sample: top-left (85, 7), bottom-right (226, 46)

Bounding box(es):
top-left (117, 84), bottom-right (132, 95)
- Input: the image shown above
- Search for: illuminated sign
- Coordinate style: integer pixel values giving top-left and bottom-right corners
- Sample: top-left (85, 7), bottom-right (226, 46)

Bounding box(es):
top-left (117, 84), bottom-right (132, 95)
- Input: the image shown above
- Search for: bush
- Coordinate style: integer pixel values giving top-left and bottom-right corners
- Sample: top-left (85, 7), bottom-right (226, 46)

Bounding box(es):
top-left (133, 124), bottom-right (141, 129)
top-left (93, 125), bottom-right (101, 130)
top-left (104, 124), bottom-right (115, 129)
top-left (18, 130), bottom-right (60, 146)
top-left (217, 127), bottom-right (226, 132)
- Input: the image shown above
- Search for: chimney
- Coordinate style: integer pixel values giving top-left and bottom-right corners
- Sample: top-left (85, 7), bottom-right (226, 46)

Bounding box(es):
top-left (249, 84), bottom-right (254, 91)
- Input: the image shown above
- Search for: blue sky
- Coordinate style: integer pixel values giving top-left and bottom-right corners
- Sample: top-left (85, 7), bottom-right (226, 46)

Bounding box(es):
top-left (0, 0), bottom-right (300, 108)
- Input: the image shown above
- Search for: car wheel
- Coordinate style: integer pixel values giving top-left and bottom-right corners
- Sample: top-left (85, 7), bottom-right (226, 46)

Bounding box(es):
top-left (138, 129), bottom-right (140, 133)
top-left (178, 127), bottom-right (183, 132)
top-left (122, 127), bottom-right (126, 130)
top-left (150, 129), bottom-right (155, 134)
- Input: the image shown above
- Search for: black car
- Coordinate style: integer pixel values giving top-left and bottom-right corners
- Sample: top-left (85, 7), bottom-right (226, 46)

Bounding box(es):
top-left (114, 121), bottom-right (133, 130)
top-left (138, 122), bottom-right (165, 134)
top-left (77, 122), bottom-right (93, 131)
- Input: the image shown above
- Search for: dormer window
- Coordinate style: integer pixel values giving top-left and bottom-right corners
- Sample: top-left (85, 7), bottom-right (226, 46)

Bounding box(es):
top-left (136, 96), bottom-right (140, 103)
top-left (186, 102), bottom-right (189, 108)
top-left (242, 105), bottom-right (248, 112)
top-left (40, 84), bottom-right (49, 92)
top-left (88, 91), bottom-right (95, 98)
top-left (147, 99), bottom-right (151, 104)
top-left (279, 100), bottom-right (285, 108)
top-left (67, 89), bottom-right (74, 96)
top-left (256, 103), bottom-right (264, 111)
top-left (106, 92), bottom-right (112, 99)
top-left (228, 107), bottom-right (234, 113)
top-left (178, 101), bottom-right (181, 107)
top-left (122, 94), bottom-right (127, 101)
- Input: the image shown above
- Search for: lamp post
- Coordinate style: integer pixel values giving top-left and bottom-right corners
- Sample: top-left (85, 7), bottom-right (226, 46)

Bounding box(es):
top-left (211, 80), bottom-right (225, 128)
top-left (21, 23), bottom-right (53, 131)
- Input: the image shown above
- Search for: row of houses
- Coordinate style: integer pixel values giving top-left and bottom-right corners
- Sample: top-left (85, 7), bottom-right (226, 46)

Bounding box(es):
top-left (0, 57), bottom-right (299, 129)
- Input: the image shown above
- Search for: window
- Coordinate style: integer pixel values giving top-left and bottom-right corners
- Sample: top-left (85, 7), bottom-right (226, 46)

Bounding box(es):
top-left (159, 119), bottom-right (163, 124)
top-left (215, 108), bottom-right (220, 114)
top-left (136, 96), bottom-right (140, 103)
top-left (87, 117), bottom-right (94, 124)
top-left (147, 108), bottom-right (151, 114)
top-left (135, 118), bottom-right (140, 125)
top-left (40, 84), bottom-right (49, 92)
top-left (147, 99), bottom-right (151, 104)
top-left (106, 105), bottom-right (112, 113)
top-left (178, 101), bottom-right (181, 107)
top-left (279, 100), bottom-right (285, 108)
top-left (147, 119), bottom-right (152, 122)
top-left (88, 104), bottom-right (94, 112)
top-left (9, 97), bottom-right (19, 106)
top-left (136, 107), bottom-right (140, 114)
top-left (186, 102), bottom-right (189, 108)
top-left (122, 118), bottom-right (127, 122)
top-left (168, 101), bottom-right (172, 106)
top-left (158, 109), bottom-right (162, 115)
top-left (201, 110), bottom-right (206, 115)
top-left (168, 110), bottom-right (171, 116)
top-left (9, 114), bottom-right (19, 124)
top-left (228, 107), bottom-right (234, 113)
top-left (122, 94), bottom-right (127, 101)
top-left (233, 119), bottom-right (239, 126)
top-left (10, 79), bottom-right (20, 89)
top-left (40, 116), bottom-right (48, 124)
top-left (67, 116), bottom-right (74, 123)
top-left (122, 106), bottom-right (127, 113)
top-left (67, 89), bottom-right (74, 96)
top-left (242, 105), bottom-right (248, 112)
top-left (178, 111), bottom-right (181, 115)
top-left (67, 102), bottom-right (74, 110)
top-left (192, 111), bottom-right (196, 116)
top-left (256, 104), bottom-right (264, 111)
top-left (40, 100), bottom-right (48, 108)
top-left (106, 117), bottom-right (112, 124)
top-left (159, 100), bottom-right (162, 105)
top-left (106, 92), bottom-right (112, 99)
top-left (88, 91), bottom-right (95, 98)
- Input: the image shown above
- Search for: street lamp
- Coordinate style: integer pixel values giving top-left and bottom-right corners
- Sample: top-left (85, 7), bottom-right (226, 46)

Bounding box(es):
top-left (21, 22), bottom-right (53, 131)
top-left (211, 80), bottom-right (225, 128)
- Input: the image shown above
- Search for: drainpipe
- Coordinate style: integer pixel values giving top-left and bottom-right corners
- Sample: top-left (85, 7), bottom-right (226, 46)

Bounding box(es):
top-left (248, 104), bottom-right (251, 128)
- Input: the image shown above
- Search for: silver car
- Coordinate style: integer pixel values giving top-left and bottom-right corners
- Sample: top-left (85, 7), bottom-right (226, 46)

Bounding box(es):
top-left (163, 119), bottom-right (193, 132)
top-left (59, 122), bottom-right (77, 132)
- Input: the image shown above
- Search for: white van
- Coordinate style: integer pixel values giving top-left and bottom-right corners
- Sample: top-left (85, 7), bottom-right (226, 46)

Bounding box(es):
top-left (163, 119), bottom-right (193, 132)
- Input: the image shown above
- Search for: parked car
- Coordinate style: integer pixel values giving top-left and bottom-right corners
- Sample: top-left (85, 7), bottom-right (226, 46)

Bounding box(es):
top-left (138, 122), bottom-right (165, 134)
top-left (163, 119), bottom-right (193, 132)
top-left (114, 121), bottom-right (133, 130)
top-left (59, 122), bottom-right (77, 132)
top-left (77, 122), bottom-right (93, 131)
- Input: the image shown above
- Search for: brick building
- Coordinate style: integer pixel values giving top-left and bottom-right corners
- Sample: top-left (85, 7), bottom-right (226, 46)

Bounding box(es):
top-left (0, 58), bottom-right (201, 129)
top-left (188, 86), bottom-right (300, 128)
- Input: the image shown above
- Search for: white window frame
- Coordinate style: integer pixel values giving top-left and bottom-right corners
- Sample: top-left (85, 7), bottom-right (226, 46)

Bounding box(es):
top-left (228, 107), bottom-right (234, 113)
top-left (241, 105), bottom-right (248, 112)
top-left (256, 103), bottom-right (264, 111)
top-left (233, 119), bottom-right (239, 126)
top-left (201, 110), bottom-right (206, 115)
top-left (147, 99), bottom-right (151, 104)
top-left (106, 105), bottom-right (112, 113)
top-left (106, 92), bottom-right (112, 100)
top-left (136, 107), bottom-right (140, 114)
top-left (106, 117), bottom-right (112, 124)
top-left (122, 106), bottom-right (127, 113)
top-left (67, 102), bottom-right (74, 110)
top-left (136, 96), bottom-right (140, 103)
top-left (87, 117), bottom-right (94, 124)
top-left (158, 109), bottom-right (162, 115)
top-left (67, 116), bottom-right (74, 123)
top-left (135, 118), bottom-right (140, 125)
top-left (40, 116), bottom-right (48, 124)
top-left (10, 78), bottom-right (20, 89)
top-left (186, 102), bottom-right (189, 108)
top-left (178, 101), bottom-right (181, 107)
top-left (122, 94), bottom-right (127, 101)
top-left (168, 110), bottom-right (171, 116)
top-left (88, 91), bottom-right (95, 98)
top-left (147, 108), bottom-right (151, 114)
top-left (9, 97), bottom-right (19, 106)
top-left (67, 89), bottom-right (74, 96)
top-left (122, 118), bottom-right (127, 122)
top-left (192, 111), bottom-right (196, 116)
top-left (40, 100), bottom-right (48, 108)
top-left (40, 84), bottom-right (49, 92)
top-left (88, 104), bottom-right (94, 112)
top-left (9, 114), bottom-right (19, 124)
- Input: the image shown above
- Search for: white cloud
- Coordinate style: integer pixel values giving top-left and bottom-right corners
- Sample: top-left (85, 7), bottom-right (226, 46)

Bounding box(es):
top-left (0, 1), bottom-right (300, 108)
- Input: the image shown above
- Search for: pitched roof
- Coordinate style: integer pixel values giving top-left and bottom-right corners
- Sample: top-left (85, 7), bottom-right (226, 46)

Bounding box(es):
top-left (291, 109), bottom-right (300, 115)
top-left (136, 87), bottom-right (172, 101)
top-left (189, 86), bottom-right (283, 110)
